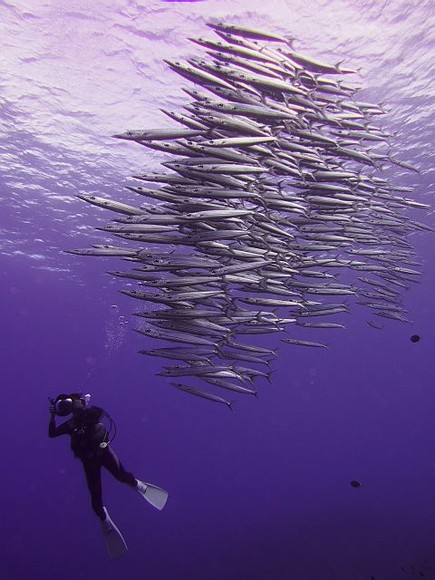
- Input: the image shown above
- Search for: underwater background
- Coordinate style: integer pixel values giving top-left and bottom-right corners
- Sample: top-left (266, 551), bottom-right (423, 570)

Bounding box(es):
top-left (1, 0), bottom-right (435, 578)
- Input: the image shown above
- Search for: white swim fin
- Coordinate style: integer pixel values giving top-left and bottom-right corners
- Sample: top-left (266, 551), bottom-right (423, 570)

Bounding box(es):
top-left (101, 507), bottom-right (128, 560)
top-left (135, 479), bottom-right (169, 511)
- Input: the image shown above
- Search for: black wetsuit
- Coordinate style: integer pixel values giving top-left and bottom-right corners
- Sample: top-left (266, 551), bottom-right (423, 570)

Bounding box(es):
top-left (49, 405), bottom-right (137, 520)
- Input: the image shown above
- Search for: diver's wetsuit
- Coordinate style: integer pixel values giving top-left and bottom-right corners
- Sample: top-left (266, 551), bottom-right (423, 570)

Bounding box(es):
top-left (49, 405), bottom-right (137, 520)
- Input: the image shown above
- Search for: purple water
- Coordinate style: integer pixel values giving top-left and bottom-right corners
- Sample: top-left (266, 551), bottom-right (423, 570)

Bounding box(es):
top-left (2, 1), bottom-right (435, 579)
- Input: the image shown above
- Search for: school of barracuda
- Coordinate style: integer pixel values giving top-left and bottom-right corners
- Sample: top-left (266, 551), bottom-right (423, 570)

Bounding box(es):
top-left (68, 21), bottom-right (431, 409)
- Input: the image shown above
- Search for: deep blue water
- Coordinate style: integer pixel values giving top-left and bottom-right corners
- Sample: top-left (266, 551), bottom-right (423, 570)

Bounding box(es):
top-left (1, 1), bottom-right (435, 579)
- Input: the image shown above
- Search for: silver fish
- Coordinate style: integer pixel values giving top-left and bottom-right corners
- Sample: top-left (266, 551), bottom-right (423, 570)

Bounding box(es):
top-left (171, 382), bottom-right (234, 410)
top-left (113, 128), bottom-right (204, 141)
top-left (281, 338), bottom-right (329, 348)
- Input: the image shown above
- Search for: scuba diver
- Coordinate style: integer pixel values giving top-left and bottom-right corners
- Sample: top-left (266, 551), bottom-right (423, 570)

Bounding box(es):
top-left (49, 392), bottom-right (168, 559)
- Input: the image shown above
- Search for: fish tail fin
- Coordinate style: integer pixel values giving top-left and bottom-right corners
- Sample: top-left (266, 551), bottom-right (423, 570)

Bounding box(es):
top-left (264, 358), bottom-right (274, 369)
top-left (271, 124), bottom-right (285, 136)
top-left (215, 341), bottom-right (228, 358)
top-left (266, 369), bottom-right (276, 384)
top-left (258, 278), bottom-right (270, 291)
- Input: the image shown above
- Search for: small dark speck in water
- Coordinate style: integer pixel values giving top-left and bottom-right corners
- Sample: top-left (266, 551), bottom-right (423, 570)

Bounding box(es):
top-left (350, 480), bottom-right (362, 488)
top-left (410, 334), bottom-right (421, 343)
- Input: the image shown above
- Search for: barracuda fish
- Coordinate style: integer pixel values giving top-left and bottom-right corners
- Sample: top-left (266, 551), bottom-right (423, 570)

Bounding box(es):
top-left (304, 287), bottom-right (356, 296)
top-left (298, 306), bottom-right (348, 317)
top-left (160, 290), bottom-right (226, 302)
top-left (199, 83), bottom-right (263, 104)
top-left (114, 233), bottom-right (187, 245)
top-left (306, 196), bottom-right (354, 207)
top-left (99, 223), bottom-right (175, 234)
top-left (135, 328), bottom-right (224, 348)
top-left (184, 163), bottom-right (267, 174)
top-left (181, 141), bottom-right (261, 163)
top-left (200, 136), bottom-right (277, 147)
top-left (209, 52), bottom-right (290, 81)
top-left (70, 20), bottom-right (430, 406)
top-left (182, 209), bottom-right (253, 220)
top-left (163, 367), bottom-right (246, 385)
top-left (121, 290), bottom-right (190, 305)
top-left (186, 230), bottom-right (251, 242)
top-left (239, 297), bottom-right (303, 308)
top-left (170, 168), bottom-right (248, 188)
top-left (125, 185), bottom-right (182, 203)
top-left (171, 186), bottom-right (261, 201)
top-left (232, 71), bottom-right (307, 96)
top-left (77, 194), bottom-right (144, 216)
top-left (163, 157), bottom-right (236, 170)
top-left (212, 260), bottom-right (273, 276)
top-left (140, 348), bottom-right (216, 362)
top-left (142, 309), bottom-right (225, 320)
top-left (206, 22), bottom-right (290, 44)
top-left (190, 37), bottom-right (281, 65)
top-left (142, 275), bottom-right (221, 288)
top-left (66, 246), bottom-right (138, 257)
top-left (282, 338), bottom-right (329, 348)
top-left (132, 173), bottom-right (199, 185)
top-left (112, 129), bottom-right (204, 141)
top-left (136, 140), bottom-right (198, 155)
top-left (201, 100), bottom-right (297, 120)
top-left (108, 270), bottom-right (160, 282)
top-left (160, 109), bottom-right (209, 130)
top-left (201, 377), bottom-right (258, 396)
top-left (171, 383), bottom-right (234, 410)
top-left (136, 253), bottom-right (220, 268)
top-left (230, 365), bottom-right (272, 383)
top-left (301, 234), bottom-right (354, 243)
top-left (296, 321), bottom-right (346, 329)
top-left (193, 112), bottom-right (271, 137)
top-left (232, 324), bottom-right (283, 335)
top-left (165, 60), bottom-right (237, 91)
